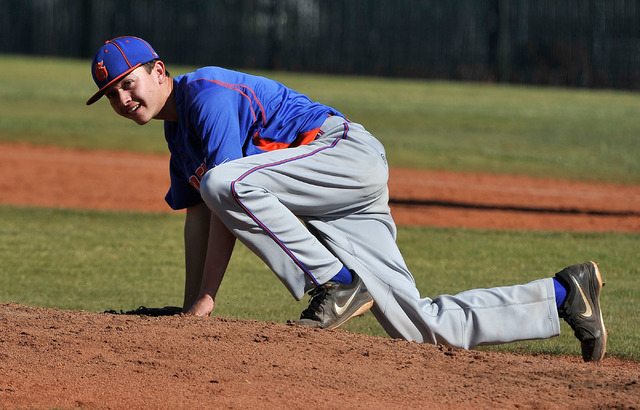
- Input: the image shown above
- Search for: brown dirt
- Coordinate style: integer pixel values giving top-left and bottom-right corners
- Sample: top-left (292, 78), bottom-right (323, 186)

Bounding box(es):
top-left (1, 143), bottom-right (639, 409)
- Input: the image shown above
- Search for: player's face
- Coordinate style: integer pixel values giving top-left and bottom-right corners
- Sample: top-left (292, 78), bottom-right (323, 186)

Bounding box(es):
top-left (103, 65), bottom-right (166, 125)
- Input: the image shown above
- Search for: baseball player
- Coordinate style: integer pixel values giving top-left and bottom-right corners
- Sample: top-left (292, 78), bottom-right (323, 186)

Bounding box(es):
top-left (87, 36), bottom-right (607, 362)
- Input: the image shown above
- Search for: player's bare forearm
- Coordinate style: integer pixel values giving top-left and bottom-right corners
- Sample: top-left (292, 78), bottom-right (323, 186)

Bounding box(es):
top-left (185, 206), bottom-right (236, 316)
top-left (183, 203), bottom-right (211, 310)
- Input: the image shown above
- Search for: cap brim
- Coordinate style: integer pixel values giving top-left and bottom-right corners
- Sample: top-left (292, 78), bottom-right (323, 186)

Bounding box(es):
top-left (85, 63), bottom-right (143, 106)
top-left (86, 89), bottom-right (104, 106)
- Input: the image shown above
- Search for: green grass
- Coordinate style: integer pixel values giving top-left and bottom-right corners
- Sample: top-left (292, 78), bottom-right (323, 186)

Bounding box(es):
top-left (1, 55), bottom-right (639, 183)
top-left (1, 206), bottom-right (638, 361)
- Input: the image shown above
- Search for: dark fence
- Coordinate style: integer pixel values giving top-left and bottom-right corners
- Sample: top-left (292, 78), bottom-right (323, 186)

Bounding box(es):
top-left (1, 0), bottom-right (639, 89)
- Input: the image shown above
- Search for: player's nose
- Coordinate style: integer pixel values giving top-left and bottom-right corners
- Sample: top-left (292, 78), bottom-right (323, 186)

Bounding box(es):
top-left (118, 89), bottom-right (132, 106)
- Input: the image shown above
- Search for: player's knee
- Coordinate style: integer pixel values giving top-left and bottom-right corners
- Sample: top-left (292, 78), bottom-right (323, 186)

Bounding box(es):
top-left (200, 167), bottom-right (235, 210)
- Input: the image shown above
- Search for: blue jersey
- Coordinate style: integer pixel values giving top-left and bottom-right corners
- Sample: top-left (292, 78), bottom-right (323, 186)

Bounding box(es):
top-left (164, 67), bottom-right (342, 210)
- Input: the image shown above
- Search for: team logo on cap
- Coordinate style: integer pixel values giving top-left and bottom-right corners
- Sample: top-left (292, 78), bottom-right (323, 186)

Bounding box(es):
top-left (94, 61), bottom-right (108, 82)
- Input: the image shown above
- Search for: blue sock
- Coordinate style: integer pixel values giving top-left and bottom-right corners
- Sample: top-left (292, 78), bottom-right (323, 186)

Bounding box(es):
top-left (330, 266), bottom-right (353, 284)
top-left (553, 278), bottom-right (567, 308)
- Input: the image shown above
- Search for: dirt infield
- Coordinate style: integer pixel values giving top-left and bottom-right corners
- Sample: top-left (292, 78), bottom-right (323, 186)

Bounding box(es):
top-left (1, 143), bottom-right (639, 232)
top-left (2, 303), bottom-right (639, 409)
top-left (1, 143), bottom-right (639, 408)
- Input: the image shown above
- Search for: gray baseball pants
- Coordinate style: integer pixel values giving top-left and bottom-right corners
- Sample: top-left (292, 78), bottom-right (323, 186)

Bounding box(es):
top-left (200, 115), bottom-right (561, 349)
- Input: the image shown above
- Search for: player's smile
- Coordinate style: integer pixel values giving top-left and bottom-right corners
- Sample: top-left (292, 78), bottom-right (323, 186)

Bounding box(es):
top-left (119, 97), bottom-right (147, 124)
top-left (126, 102), bottom-right (143, 119)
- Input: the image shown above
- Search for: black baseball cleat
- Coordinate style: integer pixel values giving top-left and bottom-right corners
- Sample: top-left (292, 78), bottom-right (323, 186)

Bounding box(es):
top-left (292, 271), bottom-right (374, 330)
top-left (555, 261), bottom-right (607, 362)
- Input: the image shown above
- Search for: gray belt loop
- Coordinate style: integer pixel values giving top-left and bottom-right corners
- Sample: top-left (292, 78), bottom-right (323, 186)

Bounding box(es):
top-left (319, 115), bottom-right (349, 134)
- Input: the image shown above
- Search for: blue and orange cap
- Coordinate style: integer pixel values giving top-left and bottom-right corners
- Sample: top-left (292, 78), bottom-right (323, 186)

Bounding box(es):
top-left (86, 36), bottom-right (159, 105)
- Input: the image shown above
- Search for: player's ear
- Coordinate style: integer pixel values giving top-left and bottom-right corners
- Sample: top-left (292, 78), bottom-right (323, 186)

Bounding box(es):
top-left (153, 60), bottom-right (168, 84)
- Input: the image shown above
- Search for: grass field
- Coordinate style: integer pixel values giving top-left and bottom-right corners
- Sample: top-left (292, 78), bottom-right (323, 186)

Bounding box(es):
top-left (1, 55), bottom-right (638, 360)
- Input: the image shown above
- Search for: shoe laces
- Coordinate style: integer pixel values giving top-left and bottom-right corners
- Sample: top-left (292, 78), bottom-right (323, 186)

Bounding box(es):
top-left (300, 284), bottom-right (333, 320)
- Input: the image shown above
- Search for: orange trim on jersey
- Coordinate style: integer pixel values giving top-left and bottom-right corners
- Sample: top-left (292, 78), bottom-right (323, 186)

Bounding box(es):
top-left (253, 126), bottom-right (321, 151)
top-left (188, 79), bottom-right (267, 126)
top-left (186, 78), bottom-right (328, 152)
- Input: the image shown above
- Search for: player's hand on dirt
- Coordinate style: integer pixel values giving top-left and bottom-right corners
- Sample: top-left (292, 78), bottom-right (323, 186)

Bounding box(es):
top-left (185, 293), bottom-right (215, 316)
